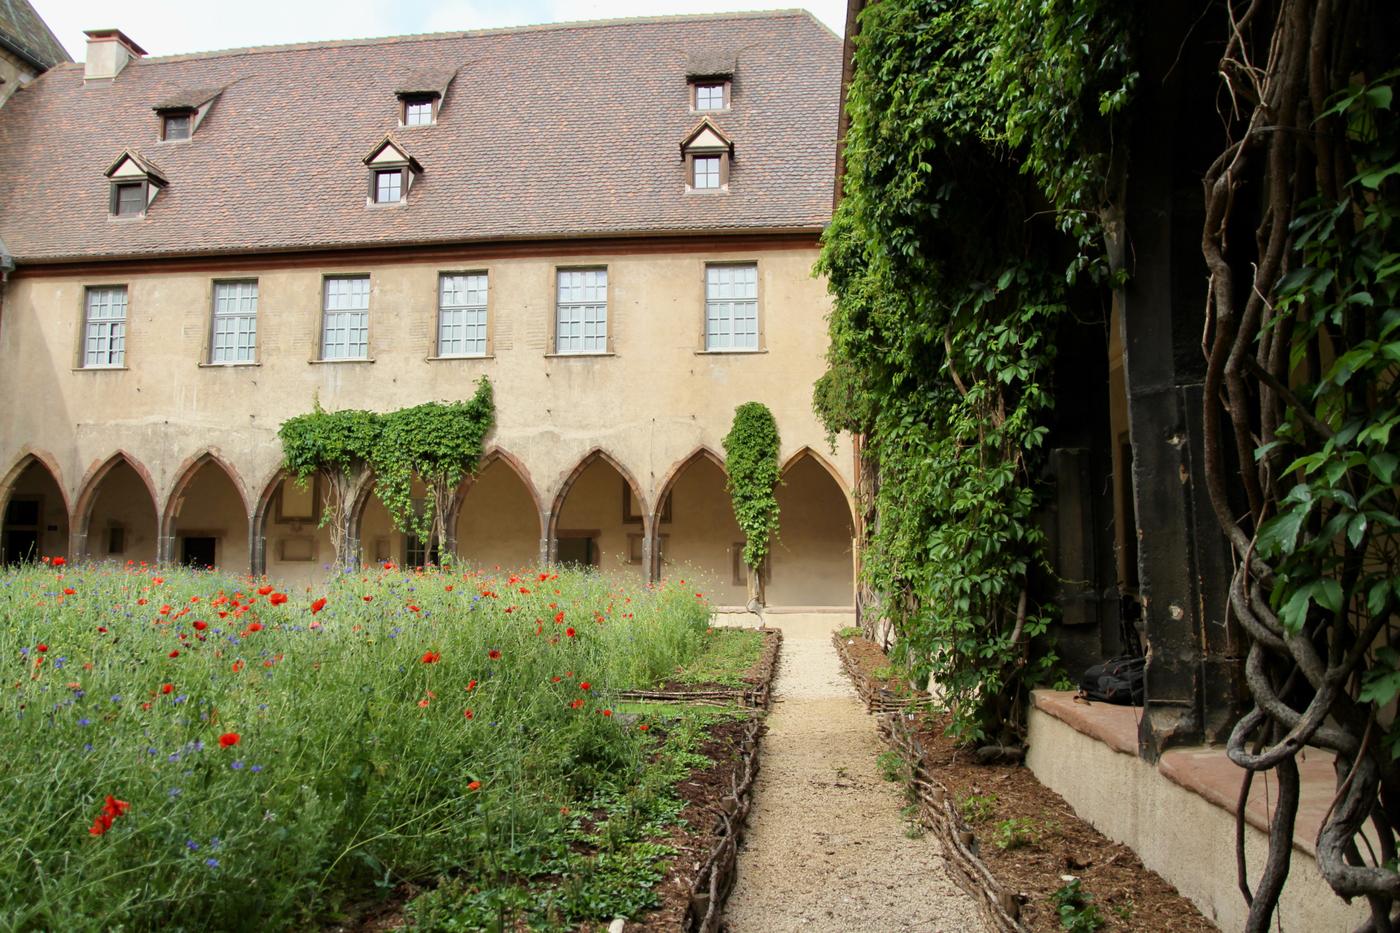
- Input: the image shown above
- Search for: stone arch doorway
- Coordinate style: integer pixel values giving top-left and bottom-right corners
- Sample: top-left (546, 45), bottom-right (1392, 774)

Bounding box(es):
top-left (161, 452), bottom-right (251, 573)
top-left (0, 453), bottom-right (70, 564)
top-left (769, 448), bottom-right (856, 607)
top-left (74, 452), bottom-right (160, 565)
top-left (650, 447), bottom-right (746, 605)
top-left (548, 449), bottom-right (649, 578)
top-left (251, 469), bottom-right (338, 585)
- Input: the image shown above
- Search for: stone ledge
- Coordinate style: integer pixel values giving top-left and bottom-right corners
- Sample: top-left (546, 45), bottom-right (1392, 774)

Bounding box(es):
top-left (1030, 688), bottom-right (1140, 755)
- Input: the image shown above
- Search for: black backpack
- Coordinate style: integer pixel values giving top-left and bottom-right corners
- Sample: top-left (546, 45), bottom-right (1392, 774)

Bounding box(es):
top-left (1079, 655), bottom-right (1145, 705)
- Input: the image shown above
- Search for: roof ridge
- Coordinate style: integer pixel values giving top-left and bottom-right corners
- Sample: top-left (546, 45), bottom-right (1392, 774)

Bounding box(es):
top-left (107, 9), bottom-right (814, 67)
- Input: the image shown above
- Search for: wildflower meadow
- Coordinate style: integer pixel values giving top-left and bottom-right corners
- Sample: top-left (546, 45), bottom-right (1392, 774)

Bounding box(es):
top-left (0, 559), bottom-right (723, 930)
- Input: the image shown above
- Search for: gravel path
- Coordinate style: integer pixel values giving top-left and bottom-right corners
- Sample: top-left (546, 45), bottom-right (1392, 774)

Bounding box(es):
top-left (720, 613), bottom-right (984, 933)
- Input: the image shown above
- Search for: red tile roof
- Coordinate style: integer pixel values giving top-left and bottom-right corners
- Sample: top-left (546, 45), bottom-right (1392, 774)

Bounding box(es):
top-left (0, 11), bottom-right (840, 264)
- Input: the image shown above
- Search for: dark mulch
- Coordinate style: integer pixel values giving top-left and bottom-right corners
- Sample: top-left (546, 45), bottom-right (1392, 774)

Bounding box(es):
top-left (843, 637), bottom-right (1216, 933)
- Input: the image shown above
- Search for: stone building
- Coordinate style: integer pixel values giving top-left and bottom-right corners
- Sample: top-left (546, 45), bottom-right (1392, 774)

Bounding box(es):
top-left (0, 12), bottom-right (857, 607)
top-left (0, 0), bottom-right (69, 108)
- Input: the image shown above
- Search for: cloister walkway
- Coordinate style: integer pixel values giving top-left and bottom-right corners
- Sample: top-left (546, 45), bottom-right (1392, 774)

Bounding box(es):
top-left (719, 612), bottom-right (983, 932)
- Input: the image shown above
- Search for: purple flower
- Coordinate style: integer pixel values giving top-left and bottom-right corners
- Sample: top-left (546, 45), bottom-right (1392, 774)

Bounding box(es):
top-left (231, 760), bottom-right (244, 771)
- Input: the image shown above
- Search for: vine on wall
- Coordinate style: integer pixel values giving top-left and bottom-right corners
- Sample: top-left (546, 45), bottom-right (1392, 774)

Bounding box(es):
top-left (277, 378), bottom-right (495, 568)
top-left (816, 0), bottom-right (1134, 742)
top-left (722, 402), bottom-right (781, 605)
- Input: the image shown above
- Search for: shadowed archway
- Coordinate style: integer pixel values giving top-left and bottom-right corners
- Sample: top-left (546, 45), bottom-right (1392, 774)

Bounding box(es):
top-left (0, 451), bottom-right (71, 564)
top-left (769, 447), bottom-right (856, 607)
top-left (649, 447), bottom-right (746, 604)
top-left (73, 452), bottom-right (160, 564)
top-left (547, 449), bottom-right (649, 577)
top-left (451, 448), bottom-right (546, 572)
top-left (160, 451), bottom-right (251, 573)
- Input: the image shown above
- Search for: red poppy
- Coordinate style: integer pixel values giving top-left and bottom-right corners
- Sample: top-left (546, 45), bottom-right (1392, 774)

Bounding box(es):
top-left (551, 676), bottom-right (562, 683)
top-left (579, 681), bottom-right (591, 691)
top-left (383, 561), bottom-right (395, 571)
top-left (97, 626), bottom-right (108, 634)
top-left (466, 679), bottom-right (477, 691)
top-left (463, 709), bottom-right (474, 719)
top-left (408, 605), bottom-right (420, 613)
top-left (159, 605), bottom-right (172, 615)
top-left (467, 780), bottom-right (481, 792)
top-left (231, 660), bottom-right (244, 673)
top-left (421, 651), bottom-right (441, 664)
top-left (247, 622), bottom-right (263, 633)
top-left (363, 595), bottom-right (373, 602)
top-left (257, 585), bottom-right (273, 596)
top-left (152, 577), bottom-right (164, 585)
top-left (103, 795), bottom-right (130, 818)
top-left (218, 732), bottom-right (240, 748)
top-left (35, 643), bottom-right (47, 653)
top-left (161, 683), bottom-right (173, 694)
top-left (193, 620), bottom-right (208, 631)
top-left (444, 585), bottom-right (454, 592)
top-left (569, 698), bottom-right (585, 709)
top-left (488, 649), bottom-right (501, 660)
top-left (268, 593), bottom-right (288, 606)
top-left (639, 724), bottom-right (650, 732)
top-left (52, 556), bottom-right (65, 567)
top-left (554, 611), bottom-right (566, 624)
top-left (89, 813), bottom-right (113, 836)
top-left (602, 709), bottom-right (613, 717)
top-left (418, 698), bottom-right (430, 708)
top-left (565, 627), bottom-right (576, 638)
top-left (168, 650), bottom-right (180, 658)
top-left (63, 587), bottom-right (76, 596)
top-left (310, 598), bottom-right (327, 614)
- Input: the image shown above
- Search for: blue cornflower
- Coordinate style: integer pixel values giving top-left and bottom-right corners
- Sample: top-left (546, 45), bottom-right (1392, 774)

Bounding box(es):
top-left (83, 743), bottom-right (93, 752)
top-left (185, 839), bottom-right (199, 850)
top-left (169, 788), bottom-right (182, 798)
top-left (231, 760), bottom-right (244, 770)
top-left (78, 718), bottom-right (90, 726)
top-left (205, 857), bottom-right (219, 868)
top-left (110, 695), bottom-right (122, 703)
top-left (168, 752), bottom-right (180, 763)
top-left (250, 764), bottom-right (263, 773)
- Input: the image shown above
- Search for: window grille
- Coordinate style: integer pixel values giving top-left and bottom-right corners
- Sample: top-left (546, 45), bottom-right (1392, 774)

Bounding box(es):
top-left (322, 276), bottom-right (370, 359)
top-left (705, 264), bottom-right (758, 350)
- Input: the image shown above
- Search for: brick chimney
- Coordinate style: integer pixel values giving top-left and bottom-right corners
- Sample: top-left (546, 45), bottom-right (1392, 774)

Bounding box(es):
top-left (84, 29), bottom-right (146, 81)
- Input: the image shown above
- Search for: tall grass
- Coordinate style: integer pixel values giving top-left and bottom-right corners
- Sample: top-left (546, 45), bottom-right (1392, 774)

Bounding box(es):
top-left (0, 561), bottom-right (710, 930)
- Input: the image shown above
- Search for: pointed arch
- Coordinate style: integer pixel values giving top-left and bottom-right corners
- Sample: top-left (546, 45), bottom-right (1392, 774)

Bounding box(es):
top-left (649, 445), bottom-right (747, 597)
top-left (780, 445), bottom-right (856, 526)
top-left (159, 449), bottom-right (250, 539)
top-left (452, 447), bottom-right (548, 571)
top-left (0, 447), bottom-right (70, 520)
top-left (547, 448), bottom-right (649, 572)
top-left (0, 449), bottom-right (72, 564)
top-left (652, 445), bottom-right (727, 521)
top-left (449, 447), bottom-right (545, 539)
top-left (72, 451), bottom-right (160, 562)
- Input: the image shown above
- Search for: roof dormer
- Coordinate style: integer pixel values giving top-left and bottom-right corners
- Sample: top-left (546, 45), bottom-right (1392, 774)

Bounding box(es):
top-left (687, 51), bottom-right (735, 112)
top-left (104, 150), bottom-right (166, 218)
top-left (362, 136), bottom-right (422, 206)
top-left (152, 87), bottom-right (224, 141)
top-left (680, 119), bottom-right (733, 193)
top-left (394, 66), bottom-right (460, 127)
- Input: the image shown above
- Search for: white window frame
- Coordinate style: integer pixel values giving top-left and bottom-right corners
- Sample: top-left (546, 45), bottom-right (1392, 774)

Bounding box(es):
top-left (693, 155), bottom-right (721, 189)
top-left (403, 98), bottom-right (434, 126)
top-left (321, 276), bottom-right (370, 360)
top-left (210, 280), bottom-right (258, 364)
top-left (705, 263), bottom-right (759, 351)
top-left (374, 169), bottom-right (402, 204)
top-left (83, 286), bottom-right (128, 368)
top-left (437, 272), bottom-right (488, 357)
top-left (694, 82), bottom-right (726, 111)
top-left (555, 268), bottom-right (608, 355)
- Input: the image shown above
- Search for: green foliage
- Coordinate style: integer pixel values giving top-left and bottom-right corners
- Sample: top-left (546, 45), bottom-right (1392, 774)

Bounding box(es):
top-left (0, 562), bottom-right (712, 929)
top-left (371, 378), bottom-right (495, 546)
top-left (815, 0), bottom-right (1135, 741)
top-left (668, 627), bottom-right (764, 687)
top-left (1051, 877), bottom-right (1104, 933)
top-left (722, 402), bottom-right (782, 575)
top-left (992, 816), bottom-right (1041, 850)
top-left (876, 749), bottom-right (906, 782)
top-left (957, 792), bottom-right (998, 824)
top-left (278, 402), bottom-right (380, 486)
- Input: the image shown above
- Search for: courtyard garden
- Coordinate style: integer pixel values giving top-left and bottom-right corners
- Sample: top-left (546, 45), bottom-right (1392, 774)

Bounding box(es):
top-left (0, 559), bottom-right (767, 931)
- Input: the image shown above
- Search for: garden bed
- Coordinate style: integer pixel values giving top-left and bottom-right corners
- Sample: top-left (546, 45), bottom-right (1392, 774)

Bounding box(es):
top-left (620, 627), bottom-right (782, 708)
top-left (836, 633), bottom-right (1216, 932)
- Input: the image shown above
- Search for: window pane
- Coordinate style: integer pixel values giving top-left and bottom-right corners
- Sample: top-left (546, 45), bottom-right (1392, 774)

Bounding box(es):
top-left (556, 269), bottom-right (607, 354)
top-left (438, 273), bottom-right (488, 356)
top-left (405, 101), bottom-right (433, 125)
top-left (323, 278), bottom-right (369, 358)
top-left (376, 171), bottom-right (402, 203)
top-left (696, 83), bottom-right (724, 110)
top-left (84, 287), bottom-right (128, 367)
top-left (164, 114), bottom-right (191, 140)
top-left (212, 281), bottom-right (258, 363)
top-left (693, 156), bottom-right (720, 189)
top-left (705, 264), bottom-right (758, 351)
top-left (115, 184), bottom-right (144, 216)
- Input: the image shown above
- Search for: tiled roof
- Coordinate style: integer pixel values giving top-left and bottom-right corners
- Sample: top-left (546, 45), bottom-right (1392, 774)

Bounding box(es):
top-left (0, 10), bottom-right (840, 264)
top-left (0, 0), bottom-right (70, 72)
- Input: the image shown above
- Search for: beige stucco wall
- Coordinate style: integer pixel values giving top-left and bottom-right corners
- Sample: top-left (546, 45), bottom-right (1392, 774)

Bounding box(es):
top-left (1026, 706), bottom-right (1368, 932)
top-left (456, 458), bottom-right (544, 573)
top-left (84, 460), bottom-right (158, 564)
top-left (0, 242), bottom-right (856, 602)
top-left (660, 455), bottom-right (747, 605)
top-left (770, 456), bottom-right (856, 606)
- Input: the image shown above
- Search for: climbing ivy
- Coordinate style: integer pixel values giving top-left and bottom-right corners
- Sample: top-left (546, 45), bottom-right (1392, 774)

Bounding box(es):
top-left (371, 378), bottom-right (495, 560)
top-left (816, 0), bottom-right (1135, 741)
top-left (722, 403), bottom-right (781, 602)
top-left (277, 378), bottom-right (495, 568)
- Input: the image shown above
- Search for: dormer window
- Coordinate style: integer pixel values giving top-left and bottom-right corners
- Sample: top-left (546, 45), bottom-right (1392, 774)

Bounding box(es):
top-left (161, 111), bottom-right (191, 140)
top-left (679, 119), bottom-right (733, 193)
top-left (694, 82), bottom-right (728, 111)
top-left (362, 136), bottom-right (422, 207)
top-left (403, 95), bottom-right (435, 126)
top-left (104, 150), bottom-right (167, 218)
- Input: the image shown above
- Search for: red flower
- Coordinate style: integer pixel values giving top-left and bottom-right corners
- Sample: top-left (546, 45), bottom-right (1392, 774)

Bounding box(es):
top-left (467, 780), bottom-right (481, 792)
top-left (218, 732), bottom-right (240, 748)
top-left (639, 724), bottom-right (650, 732)
top-left (52, 556), bottom-right (65, 567)
top-left (579, 681), bottom-right (591, 691)
top-left (488, 649), bottom-right (501, 660)
top-left (159, 605), bottom-right (172, 615)
top-left (418, 698), bottom-right (430, 708)
top-left (463, 709), bottom-right (474, 719)
top-left (569, 698), bottom-right (585, 709)
top-left (152, 577), bottom-right (164, 585)
top-left (602, 709), bottom-right (613, 717)
top-left (268, 593), bottom-right (288, 607)
top-left (421, 651), bottom-right (441, 664)
top-left (231, 660), bottom-right (244, 673)
top-left (97, 626), bottom-right (108, 634)
top-left (257, 585), bottom-right (273, 596)
top-left (193, 620), bottom-right (209, 631)
top-left (565, 627), bottom-right (576, 638)
top-left (89, 813), bottom-right (113, 836)
top-left (63, 587), bottom-right (76, 596)
top-left (362, 595), bottom-right (373, 602)
top-left (102, 795), bottom-right (130, 818)
top-left (382, 561), bottom-right (395, 571)
top-left (466, 679), bottom-right (477, 691)
top-left (554, 611), bottom-right (566, 624)
top-left (168, 650), bottom-right (180, 658)
top-left (247, 622), bottom-right (263, 633)
top-left (35, 643), bottom-right (47, 653)
top-left (408, 604), bottom-right (420, 613)
top-left (310, 597), bottom-right (327, 614)
top-left (161, 683), bottom-right (173, 694)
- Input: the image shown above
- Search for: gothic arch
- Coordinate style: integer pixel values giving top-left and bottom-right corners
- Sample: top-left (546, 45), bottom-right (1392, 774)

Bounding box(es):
top-left (72, 451), bottom-right (160, 562)
top-left (546, 448), bottom-right (649, 570)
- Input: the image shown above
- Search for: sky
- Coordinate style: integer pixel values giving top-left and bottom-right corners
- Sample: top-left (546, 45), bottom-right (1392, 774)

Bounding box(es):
top-left (36, 0), bottom-right (846, 60)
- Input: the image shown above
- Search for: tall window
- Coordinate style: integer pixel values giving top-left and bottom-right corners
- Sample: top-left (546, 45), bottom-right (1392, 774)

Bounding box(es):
top-left (693, 156), bottom-right (721, 189)
top-left (83, 286), bottom-right (128, 367)
top-left (705, 264), bottom-right (759, 351)
top-left (556, 269), bottom-right (608, 354)
top-left (438, 273), bottom-right (488, 357)
top-left (322, 276), bottom-right (370, 360)
top-left (211, 280), bottom-right (258, 363)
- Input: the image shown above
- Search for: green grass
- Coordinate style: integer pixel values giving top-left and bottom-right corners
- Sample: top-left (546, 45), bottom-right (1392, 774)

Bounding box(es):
top-left (0, 560), bottom-right (716, 930)
top-left (666, 627), bottom-right (765, 687)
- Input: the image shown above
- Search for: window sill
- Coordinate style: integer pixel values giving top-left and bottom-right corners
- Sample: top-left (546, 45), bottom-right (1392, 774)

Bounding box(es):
top-left (198, 361), bottom-right (260, 368)
top-left (309, 357), bottom-right (375, 364)
top-left (695, 348), bottom-right (766, 355)
top-left (71, 365), bottom-right (129, 372)
top-left (544, 352), bottom-right (616, 359)
top-left (365, 199), bottom-right (406, 209)
top-left (107, 214), bottom-right (146, 222)
top-left (685, 187), bottom-right (729, 195)
top-left (426, 354), bottom-right (494, 361)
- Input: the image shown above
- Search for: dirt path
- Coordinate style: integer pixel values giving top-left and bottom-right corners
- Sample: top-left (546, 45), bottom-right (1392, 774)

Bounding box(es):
top-left (720, 612), bottom-right (983, 933)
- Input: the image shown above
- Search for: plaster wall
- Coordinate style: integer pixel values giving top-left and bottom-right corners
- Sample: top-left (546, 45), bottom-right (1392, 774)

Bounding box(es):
top-left (769, 456), bottom-right (855, 606)
top-left (0, 48), bottom-right (37, 108)
top-left (1026, 706), bottom-right (1368, 932)
top-left (85, 461), bottom-right (157, 564)
top-left (659, 456), bottom-right (746, 605)
top-left (554, 459), bottom-right (643, 580)
top-left (170, 464), bottom-right (249, 573)
top-left (455, 459), bottom-right (542, 572)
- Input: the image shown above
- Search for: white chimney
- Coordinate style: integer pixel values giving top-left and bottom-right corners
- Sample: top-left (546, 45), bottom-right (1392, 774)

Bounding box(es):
top-left (84, 29), bottom-right (146, 81)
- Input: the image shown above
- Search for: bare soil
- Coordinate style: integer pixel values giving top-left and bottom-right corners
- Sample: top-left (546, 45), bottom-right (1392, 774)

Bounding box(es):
top-left (843, 635), bottom-right (1217, 932)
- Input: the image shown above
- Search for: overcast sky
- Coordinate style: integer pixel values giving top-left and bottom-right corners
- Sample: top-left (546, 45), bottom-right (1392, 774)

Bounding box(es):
top-left (37, 0), bottom-right (845, 60)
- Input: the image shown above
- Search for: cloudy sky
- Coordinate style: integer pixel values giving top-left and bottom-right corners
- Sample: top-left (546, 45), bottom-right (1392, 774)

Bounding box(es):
top-left (37, 0), bottom-right (845, 60)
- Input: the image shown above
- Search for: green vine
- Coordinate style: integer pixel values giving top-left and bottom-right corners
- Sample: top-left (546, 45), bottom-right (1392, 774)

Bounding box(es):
top-left (722, 402), bottom-right (781, 602)
top-left (816, 0), bottom-right (1135, 741)
top-left (277, 378), bottom-right (495, 568)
